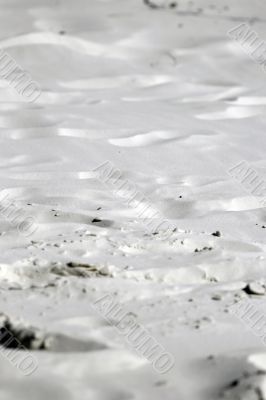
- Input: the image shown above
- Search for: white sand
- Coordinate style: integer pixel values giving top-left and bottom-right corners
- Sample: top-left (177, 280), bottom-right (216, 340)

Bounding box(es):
top-left (0, 0), bottom-right (266, 398)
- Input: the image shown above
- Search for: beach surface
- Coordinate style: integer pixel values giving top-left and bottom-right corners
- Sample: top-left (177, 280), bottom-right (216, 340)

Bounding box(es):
top-left (0, 0), bottom-right (266, 398)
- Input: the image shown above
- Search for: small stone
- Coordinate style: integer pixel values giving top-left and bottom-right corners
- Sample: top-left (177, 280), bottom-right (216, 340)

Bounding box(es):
top-left (169, 2), bottom-right (177, 8)
top-left (212, 231), bottom-right (221, 237)
top-left (244, 282), bottom-right (266, 295)
top-left (212, 294), bottom-right (222, 301)
top-left (92, 218), bottom-right (102, 223)
top-left (154, 380), bottom-right (167, 386)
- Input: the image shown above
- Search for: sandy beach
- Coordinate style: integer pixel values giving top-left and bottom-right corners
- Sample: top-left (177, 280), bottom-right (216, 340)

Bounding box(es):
top-left (0, 0), bottom-right (266, 398)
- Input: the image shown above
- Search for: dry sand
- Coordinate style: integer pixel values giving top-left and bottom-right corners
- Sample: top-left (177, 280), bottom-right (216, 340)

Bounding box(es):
top-left (0, 0), bottom-right (266, 398)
